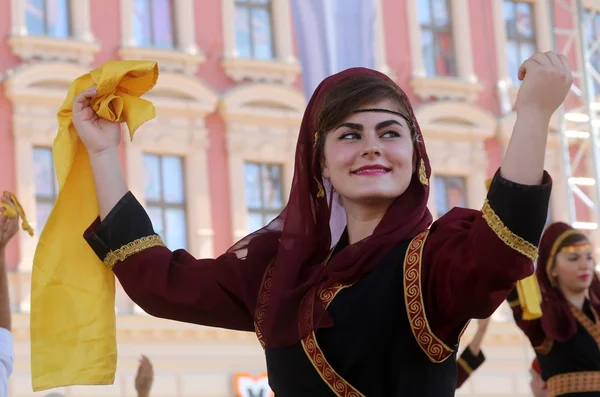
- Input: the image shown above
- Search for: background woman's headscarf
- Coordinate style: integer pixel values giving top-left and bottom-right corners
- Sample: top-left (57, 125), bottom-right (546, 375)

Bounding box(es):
top-left (228, 67), bottom-right (433, 347)
top-left (536, 222), bottom-right (600, 342)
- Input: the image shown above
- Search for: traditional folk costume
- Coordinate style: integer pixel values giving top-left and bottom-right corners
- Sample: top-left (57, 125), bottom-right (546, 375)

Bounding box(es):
top-left (508, 222), bottom-right (600, 396)
top-left (84, 67), bottom-right (551, 396)
top-left (456, 345), bottom-right (486, 388)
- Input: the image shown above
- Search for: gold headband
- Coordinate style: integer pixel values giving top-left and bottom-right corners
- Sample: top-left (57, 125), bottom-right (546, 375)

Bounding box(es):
top-left (546, 230), bottom-right (589, 286)
top-left (559, 243), bottom-right (593, 254)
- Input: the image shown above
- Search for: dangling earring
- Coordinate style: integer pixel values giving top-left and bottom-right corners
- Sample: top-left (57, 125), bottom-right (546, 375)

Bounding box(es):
top-left (419, 159), bottom-right (428, 186)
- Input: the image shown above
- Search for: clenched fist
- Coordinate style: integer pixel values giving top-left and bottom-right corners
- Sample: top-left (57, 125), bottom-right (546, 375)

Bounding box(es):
top-left (72, 87), bottom-right (122, 157)
top-left (515, 51), bottom-right (572, 118)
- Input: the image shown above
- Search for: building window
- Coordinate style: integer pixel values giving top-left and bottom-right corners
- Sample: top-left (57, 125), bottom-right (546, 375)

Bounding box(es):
top-left (504, 0), bottom-right (537, 84)
top-left (32, 147), bottom-right (58, 233)
top-left (434, 176), bottom-right (467, 218)
top-left (418, 0), bottom-right (456, 77)
top-left (234, 0), bottom-right (275, 60)
top-left (585, 10), bottom-right (600, 95)
top-left (133, 0), bottom-right (176, 49)
top-left (25, 0), bottom-right (71, 38)
top-left (244, 162), bottom-right (284, 233)
top-left (143, 154), bottom-right (188, 249)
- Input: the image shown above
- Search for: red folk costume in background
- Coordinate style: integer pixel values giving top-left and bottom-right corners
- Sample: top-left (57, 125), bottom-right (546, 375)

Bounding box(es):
top-left (508, 222), bottom-right (600, 396)
top-left (84, 68), bottom-right (551, 396)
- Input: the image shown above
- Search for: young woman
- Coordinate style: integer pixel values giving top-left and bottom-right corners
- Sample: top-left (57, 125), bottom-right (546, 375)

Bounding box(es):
top-left (74, 51), bottom-right (569, 396)
top-left (508, 222), bottom-right (600, 396)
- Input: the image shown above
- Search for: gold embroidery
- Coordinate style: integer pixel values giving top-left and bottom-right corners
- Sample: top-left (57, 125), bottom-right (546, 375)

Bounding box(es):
top-left (419, 159), bottom-right (428, 185)
top-left (103, 234), bottom-right (165, 269)
top-left (301, 332), bottom-right (366, 397)
top-left (533, 337), bottom-right (553, 354)
top-left (481, 200), bottom-right (538, 262)
top-left (561, 244), bottom-right (592, 253)
top-left (547, 371), bottom-right (600, 396)
top-left (254, 260), bottom-right (275, 350)
top-left (456, 357), bottom-right (474, 375)
top-left (546, 230), bottom-right (580, 286)
top-left (403, 231), bottom-right (454, 363)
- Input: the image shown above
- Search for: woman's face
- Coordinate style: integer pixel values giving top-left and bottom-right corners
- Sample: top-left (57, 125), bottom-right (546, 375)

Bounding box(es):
top-left (552, 240), bottom-right (595, 294)
top-left (321, 98), bottom-right (414, 208)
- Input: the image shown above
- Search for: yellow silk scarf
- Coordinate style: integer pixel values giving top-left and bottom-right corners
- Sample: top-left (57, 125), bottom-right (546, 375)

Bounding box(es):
top-left (30, 60), bottom-right (158, 391)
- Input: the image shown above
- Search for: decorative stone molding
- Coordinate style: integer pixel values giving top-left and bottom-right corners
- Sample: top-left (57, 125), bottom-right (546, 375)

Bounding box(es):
top-left (406, 0), bottom-right (481, 101)
top-left (221, 0), bottom-right (301, 84)
top-left (409, 76), bottom-right (485, 103)
top-left (119, 0), bottom-right (206, 75)
top-left (219, 83), bottom-right (305, 241)
top-left (415, 101), bottom-right (496, 216)
top-left (415, 101), bottom-right (497, 141)
top-left (8, 0), bottom-right (99, 64)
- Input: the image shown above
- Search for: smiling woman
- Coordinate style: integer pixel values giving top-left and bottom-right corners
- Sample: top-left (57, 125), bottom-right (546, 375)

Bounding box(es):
top-left (75, 51), bottom-right (570, 396)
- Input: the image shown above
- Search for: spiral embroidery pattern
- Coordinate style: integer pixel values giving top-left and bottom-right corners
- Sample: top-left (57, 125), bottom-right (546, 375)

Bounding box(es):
top-left (301, 332), bottom-right (366, 397)
top-left (254, 260), bottom-right (276, 349)
top-left (403, 231), bottom-right (454, 363)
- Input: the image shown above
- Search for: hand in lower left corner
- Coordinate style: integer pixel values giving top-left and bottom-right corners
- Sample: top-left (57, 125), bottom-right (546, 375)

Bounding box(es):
top-left (0, 193), bottom-right (19, 250)
top-left (135, 355), bottom-right (154, 397)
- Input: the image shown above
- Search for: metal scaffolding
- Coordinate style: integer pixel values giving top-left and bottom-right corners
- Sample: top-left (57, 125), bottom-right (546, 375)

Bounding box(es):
top-left (549, 0), bottom-right (600, 237)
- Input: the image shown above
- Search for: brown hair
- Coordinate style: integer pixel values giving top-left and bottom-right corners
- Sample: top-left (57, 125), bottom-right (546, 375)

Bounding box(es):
top-left (314, 75), bottom-right (413, 152)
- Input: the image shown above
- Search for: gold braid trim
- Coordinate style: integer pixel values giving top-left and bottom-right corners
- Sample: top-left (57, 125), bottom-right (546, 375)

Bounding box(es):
top-left (481, 200), bottom-right (538, 262)
top-left (104, 234), bottom-right (166, 269)
top-left (547, 372), bottom-right (600, 396)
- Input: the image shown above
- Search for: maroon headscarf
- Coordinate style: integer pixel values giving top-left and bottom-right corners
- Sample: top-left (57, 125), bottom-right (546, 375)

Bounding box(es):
top-left (536, 222), bottom-right (600, 342)
top-left (227, 67), bottom-right (433, 347)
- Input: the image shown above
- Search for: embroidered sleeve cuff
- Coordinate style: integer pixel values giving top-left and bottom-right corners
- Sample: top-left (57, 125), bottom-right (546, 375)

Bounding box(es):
top-left (482, 170), bottom-right (552, 261)
top-left (458, 345), bottom-right (485, 374)
top-left (83, 192), bottom-right (165, 269)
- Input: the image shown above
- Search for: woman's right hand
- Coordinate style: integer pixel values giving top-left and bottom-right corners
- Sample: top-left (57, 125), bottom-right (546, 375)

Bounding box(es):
top-left (72, 87), bottom-right (122, 156)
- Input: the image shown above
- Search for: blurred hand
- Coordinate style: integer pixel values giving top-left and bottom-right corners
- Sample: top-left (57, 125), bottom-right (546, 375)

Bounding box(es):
top-left (135, 355), bottom-right (154, 397)
top-left (0, 193), bottom-right (19, 249)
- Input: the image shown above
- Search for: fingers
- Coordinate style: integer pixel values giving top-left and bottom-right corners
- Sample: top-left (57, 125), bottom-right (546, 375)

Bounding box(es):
top-left (543, 51), bottom-right (563, 69)
top-left (519, 51), bottom-right (571, 81)
top-left (72, 86), bottom-right (98, 113)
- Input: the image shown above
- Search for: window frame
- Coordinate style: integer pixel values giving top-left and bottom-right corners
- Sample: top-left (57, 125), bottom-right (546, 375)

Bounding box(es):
top-left (119, 0), bottom-right (206, 75)
top-left (406, 0), bottom-right (482, 101)
top-left (142, 152), bottom-right (189, 250)
top-left (221, 0), bottom-right (301, 84)
top-left (503, 0), bottom-right (538, 84)
top-left (419, 0), bottom-right (457, 78)
top-left (244, 161), bottom-right (285, 233)
top-left (233, 0), bottom-right (276, 60)
top-left (8, 0), bottom-right (99, 64)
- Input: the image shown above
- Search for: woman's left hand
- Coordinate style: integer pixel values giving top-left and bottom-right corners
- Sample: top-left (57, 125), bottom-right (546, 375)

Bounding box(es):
top-left (515, 51), bottom-right (572, 119)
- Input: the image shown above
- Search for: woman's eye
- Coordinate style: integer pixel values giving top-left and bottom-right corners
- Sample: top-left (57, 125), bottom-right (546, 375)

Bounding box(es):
top-left (339, 132), bottom-right (360, 140)
top-left (382, 130), bottom-right (401, 138)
